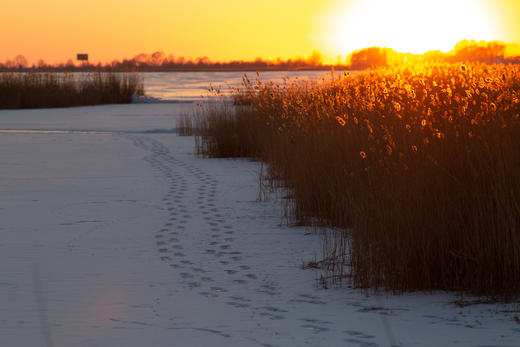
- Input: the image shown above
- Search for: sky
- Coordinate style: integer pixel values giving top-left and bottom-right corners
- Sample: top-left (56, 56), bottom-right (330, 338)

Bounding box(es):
top-left (1, 0), bottom-right (520, 64)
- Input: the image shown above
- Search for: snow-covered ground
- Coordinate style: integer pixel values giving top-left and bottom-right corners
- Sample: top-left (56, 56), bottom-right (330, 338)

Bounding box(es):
top-left (1, 104), bottom-right (519, 347)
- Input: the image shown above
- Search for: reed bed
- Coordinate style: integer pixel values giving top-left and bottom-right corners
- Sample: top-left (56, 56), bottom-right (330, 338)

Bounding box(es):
top-left (0, 72), bottom-right (143, 109)
top-left (193, 64), bottom-right (520, 299)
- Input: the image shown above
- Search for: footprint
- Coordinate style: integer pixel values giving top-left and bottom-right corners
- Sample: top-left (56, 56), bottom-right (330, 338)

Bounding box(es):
top-left (211, 287), bottom-right (227, 293)
top-left (260, 313), bottom-right (285, 320)
top-left (227, 301), bottom-right (249, 308)
top-left (290, 295), bottom-right (326, 305)
top-left (199, 292), bottom-right (218, 298)
top-left (301, 324), bottom-right (330, 333)
top-left (343, 330), bottom-right (375, 339)
top-left (187, 282), bottom-right (202, 288)
top-left (258, 284), bottom-right (280, 296)
top-left (260, 306), bottom-right (288, 313)
top-left (343, 339), bottom-right (378, 347)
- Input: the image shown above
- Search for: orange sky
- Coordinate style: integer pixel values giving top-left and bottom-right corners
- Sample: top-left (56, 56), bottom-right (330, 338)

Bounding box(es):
top-left (1, 0), bottom-right (519, 64)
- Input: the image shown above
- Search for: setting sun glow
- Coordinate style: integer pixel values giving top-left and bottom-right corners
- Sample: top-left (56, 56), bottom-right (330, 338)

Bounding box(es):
top-left (1, 0), bottom-right (520, 64)
top-left (317, 0), bottom-right (507, 56)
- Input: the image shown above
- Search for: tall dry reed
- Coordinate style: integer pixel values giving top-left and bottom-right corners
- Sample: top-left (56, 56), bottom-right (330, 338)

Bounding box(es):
top-left (193, 64), bottom-right (520, 299)
top-left (0, 72), bottom-right (143, 109)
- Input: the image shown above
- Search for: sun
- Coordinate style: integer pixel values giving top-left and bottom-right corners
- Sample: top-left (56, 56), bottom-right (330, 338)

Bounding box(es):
top-left (316, 0), bottom-right (502, 56)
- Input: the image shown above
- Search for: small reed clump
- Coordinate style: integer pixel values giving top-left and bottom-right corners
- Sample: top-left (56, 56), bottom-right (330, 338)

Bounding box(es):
top-left (0, 72), bottom-right (144, 109)
top-left (177, 113), bottom-right (195, 136)
top-left (193, 64), bottom-right (520, 299)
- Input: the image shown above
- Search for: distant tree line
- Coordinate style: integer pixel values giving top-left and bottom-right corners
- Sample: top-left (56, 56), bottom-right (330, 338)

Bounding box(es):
top-left (348, 40), bottom-right (520, 70)
top-left (1, 41), bottom-right (519, 72)
top-left (0, 51), bottom-right (342, 72)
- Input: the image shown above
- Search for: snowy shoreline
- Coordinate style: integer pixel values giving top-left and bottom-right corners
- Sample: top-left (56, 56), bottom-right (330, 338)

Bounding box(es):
top-left (1, 104), bottom-right (519, 346)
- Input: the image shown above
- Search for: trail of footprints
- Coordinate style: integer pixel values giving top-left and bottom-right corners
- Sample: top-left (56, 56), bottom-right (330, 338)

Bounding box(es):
top-left (128, 137), bottom-right (263, 302)
top-left (128, 135), bottom-right (363, 342)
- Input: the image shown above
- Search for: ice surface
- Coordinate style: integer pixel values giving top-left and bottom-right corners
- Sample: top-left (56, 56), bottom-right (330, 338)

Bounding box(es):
top-left (141, 71), bottom-right (331, 102)
top-left (1, 103), bottom-right (519, 347)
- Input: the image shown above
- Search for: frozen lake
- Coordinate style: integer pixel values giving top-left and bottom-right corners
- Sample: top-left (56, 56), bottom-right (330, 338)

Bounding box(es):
top-left (141, 70), bottom-right (332, 102)
top-left (0, 99), bottom-right (519, 345)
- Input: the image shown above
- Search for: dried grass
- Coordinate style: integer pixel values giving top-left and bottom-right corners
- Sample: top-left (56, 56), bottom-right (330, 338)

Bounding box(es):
top-left (0, 72), bottom-right (143, 109)
top-left (191, 63), bottom-right (520, 299)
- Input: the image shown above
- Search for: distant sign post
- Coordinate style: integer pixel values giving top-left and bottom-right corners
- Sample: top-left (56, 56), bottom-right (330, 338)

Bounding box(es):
top-left (77, 54), bottom-right (89, 61)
